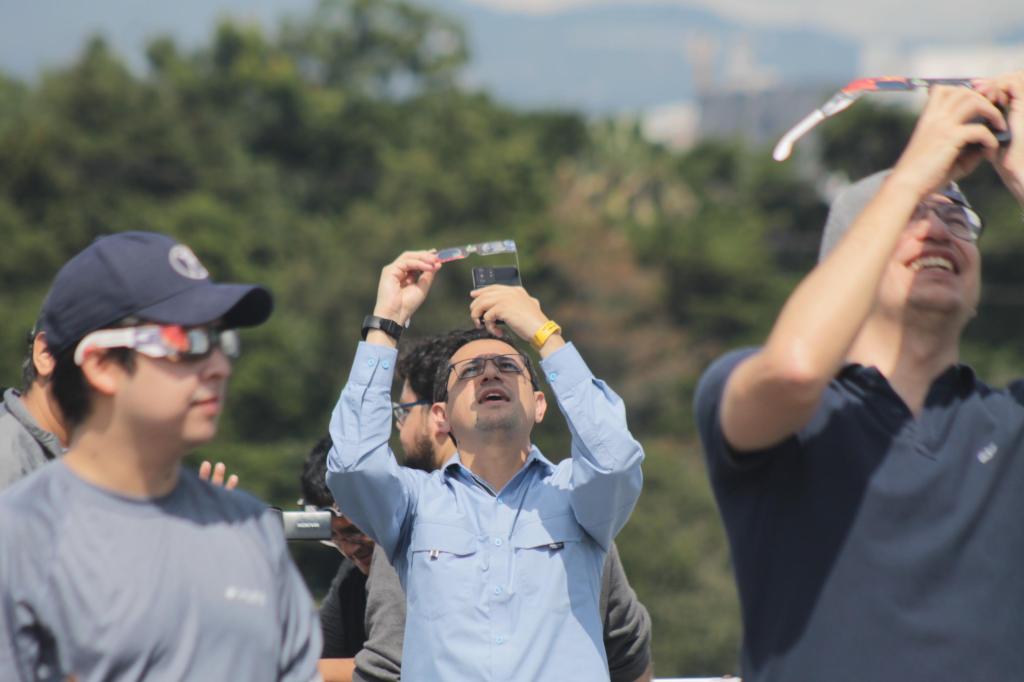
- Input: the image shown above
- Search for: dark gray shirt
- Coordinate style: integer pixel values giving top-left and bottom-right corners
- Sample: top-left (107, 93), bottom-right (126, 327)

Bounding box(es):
top-left (0, 462), bottom-right (322, 681)
top-left (0, 388), bottom-right (64, 490)
top-left (353, 542), bottom-right (651, 682)
top-left (697, 348), bottom-right (1024, 682)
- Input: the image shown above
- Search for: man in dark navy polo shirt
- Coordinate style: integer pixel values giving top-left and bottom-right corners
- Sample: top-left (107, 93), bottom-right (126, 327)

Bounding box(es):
top-left (696, 72), bottom-right (1024, 681)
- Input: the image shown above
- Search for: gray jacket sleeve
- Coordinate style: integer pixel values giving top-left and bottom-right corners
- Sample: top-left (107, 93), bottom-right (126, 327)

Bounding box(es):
top-left (353, 545), bottom-right (404, 682)
top-left (600, 542), bottom-right (652, 682)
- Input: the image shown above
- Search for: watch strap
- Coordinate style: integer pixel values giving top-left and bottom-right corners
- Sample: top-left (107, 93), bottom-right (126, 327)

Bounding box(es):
top-left (362, 315), bottom-right (403, 342)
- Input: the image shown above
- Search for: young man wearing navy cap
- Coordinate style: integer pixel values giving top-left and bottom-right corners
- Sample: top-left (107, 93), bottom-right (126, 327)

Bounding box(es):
top-left (0, 231), bottom-right (321, 681)
top-left (696, 73), bottom-right (1024, 680)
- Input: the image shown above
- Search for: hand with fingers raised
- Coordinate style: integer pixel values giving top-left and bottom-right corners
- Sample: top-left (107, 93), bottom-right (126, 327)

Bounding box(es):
top-left (974, 71), bottom-right (1024, 205)
top-left (892, 84), bottom-right (1007, 197)
top-left (198, 460), bottom-right (239, 490)
top-left (366, 251), bottom-right (443, 347)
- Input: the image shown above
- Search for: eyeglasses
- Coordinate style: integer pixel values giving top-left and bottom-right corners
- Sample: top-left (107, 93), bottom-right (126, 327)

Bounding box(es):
top-left (73, 324), bottom-right (240, 365)
top-left (912, 201), bottom-right (983, 242)
top-left (392, 399), bottom-right (431, 426)
top-left (447, 353), bottom-right (528, 382)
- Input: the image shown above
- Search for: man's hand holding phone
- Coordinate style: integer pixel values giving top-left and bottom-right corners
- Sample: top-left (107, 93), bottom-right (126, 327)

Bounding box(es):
top-left (469, 285), bottom-right (565, 357)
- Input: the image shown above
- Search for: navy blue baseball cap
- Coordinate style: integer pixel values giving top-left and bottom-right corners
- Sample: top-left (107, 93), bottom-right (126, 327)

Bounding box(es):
top-left (39, 231), bottom-right (273, 355)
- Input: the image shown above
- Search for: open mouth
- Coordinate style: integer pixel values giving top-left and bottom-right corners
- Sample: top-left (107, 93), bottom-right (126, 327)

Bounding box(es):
top-left (909, 254), bottom-right (958, 275)
top-left (477, 387), bottom-right (511, 404)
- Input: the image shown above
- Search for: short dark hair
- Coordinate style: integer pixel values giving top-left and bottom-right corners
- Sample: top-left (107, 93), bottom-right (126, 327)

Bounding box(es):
top-left (425, 329), bottom-right (540, 403)
top-left (299, 435), bottom-right (335, 508)
top-left (396, 329), bottom-right (496, 403)
top-left (21, 329), bottom-right (38, 393)
top-left (50, 344), bottom-right (135, 429)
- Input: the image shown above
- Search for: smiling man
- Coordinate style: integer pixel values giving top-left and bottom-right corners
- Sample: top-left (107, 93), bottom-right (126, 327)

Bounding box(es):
top-left (0, 231), bottom-right (320, 681)
top-left (696, 73), bottom-right (1024, 681)
top-left (326, 252), bottom-right (644, 680)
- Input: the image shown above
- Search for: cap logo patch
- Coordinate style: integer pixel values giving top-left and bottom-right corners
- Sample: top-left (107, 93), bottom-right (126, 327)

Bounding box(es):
top-left (169, 244), bottom-right (209, 280)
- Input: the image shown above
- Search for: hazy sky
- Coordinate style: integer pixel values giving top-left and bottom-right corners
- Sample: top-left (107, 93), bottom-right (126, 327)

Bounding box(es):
top-left (1, 0), bottom-right (1021, 79)
top-left (474, 0), bottom-right (1024, 41)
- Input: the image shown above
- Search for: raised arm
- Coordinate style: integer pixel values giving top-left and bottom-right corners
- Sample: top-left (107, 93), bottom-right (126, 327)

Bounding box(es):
top-left (326, 251), bottom-right (441, 558)
top-left (469, 286), bottom-right (644, 548)
top-left (720, 85), bottom-right (1006, 452)
top-left (975, 71), bottom-right (1024, 206)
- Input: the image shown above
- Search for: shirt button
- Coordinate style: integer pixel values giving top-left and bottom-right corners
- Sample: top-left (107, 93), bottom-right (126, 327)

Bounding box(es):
top-left (480, 563), bottom-right (489, 572)
top-left (548, 371), bottom-right (558, 381)
top-left (493, 538), bottom-right (503, 547)
top-left (382, 360), bottom-right (391, 369)
top-left (367, 358), bottom-right (377, 367)
top-left (493, 586), bottom-right (502, 595)
top-left (495, 635), bottom-right (505, 645)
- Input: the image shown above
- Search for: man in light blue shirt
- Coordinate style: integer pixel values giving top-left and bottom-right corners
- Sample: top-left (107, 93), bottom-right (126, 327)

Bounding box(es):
top-left (327, 250), bottom-right (645, 680)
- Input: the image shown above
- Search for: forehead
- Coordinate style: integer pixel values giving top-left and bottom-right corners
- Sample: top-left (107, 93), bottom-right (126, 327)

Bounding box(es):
top-left (449, 338), bottom-right (519, 365)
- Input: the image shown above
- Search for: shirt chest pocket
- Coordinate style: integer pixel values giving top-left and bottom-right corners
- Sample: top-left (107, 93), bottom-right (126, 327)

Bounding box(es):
top-left (512, 515), bottom-right (587, 612)
top-left (407, 522), bottom-right (479, 620)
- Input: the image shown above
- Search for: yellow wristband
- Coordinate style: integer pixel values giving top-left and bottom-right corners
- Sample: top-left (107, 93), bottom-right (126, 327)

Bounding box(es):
top-left (531, 320), bottom-right (561, 350)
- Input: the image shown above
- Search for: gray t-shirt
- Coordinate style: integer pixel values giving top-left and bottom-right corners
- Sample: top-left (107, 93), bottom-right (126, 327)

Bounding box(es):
top-left (0, 461), bottom-right (322, 682)
top-left (354, 542), bottom-right (651, 682)
top-left (0, 388), bottom-right (64, 490)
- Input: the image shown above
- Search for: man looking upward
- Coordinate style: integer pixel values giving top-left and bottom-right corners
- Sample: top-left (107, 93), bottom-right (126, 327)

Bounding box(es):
top-left (327, 251), bottom-right (644, 680)
top-left (696, 73), bottom-right (1024, 680)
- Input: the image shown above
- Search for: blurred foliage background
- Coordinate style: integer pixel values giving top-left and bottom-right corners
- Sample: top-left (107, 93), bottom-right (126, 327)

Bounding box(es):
top-left (2, 0), bottom-right (1022, 676)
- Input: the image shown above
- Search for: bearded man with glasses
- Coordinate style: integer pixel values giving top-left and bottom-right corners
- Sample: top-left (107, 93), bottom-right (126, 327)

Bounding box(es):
top-left (696, 72), bottom-right (1024, 681)
top-left (0, 231), bottom-right (321, 681)
top-left (326, 251), bottom-right (645, 681)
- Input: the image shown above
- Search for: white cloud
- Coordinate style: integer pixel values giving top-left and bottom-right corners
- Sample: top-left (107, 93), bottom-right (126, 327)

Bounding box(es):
top-left (467, 0), bottom-right (1024, 42)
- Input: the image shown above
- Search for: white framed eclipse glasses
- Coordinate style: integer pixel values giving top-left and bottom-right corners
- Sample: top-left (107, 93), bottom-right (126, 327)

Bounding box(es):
top-left (74, 324), bottom-right (240, 365)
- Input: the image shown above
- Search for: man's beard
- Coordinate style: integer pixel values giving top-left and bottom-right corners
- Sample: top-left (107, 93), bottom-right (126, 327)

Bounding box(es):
top-left (403, 433), bottom-right (437, 472)
top-left (475, 409), bottom-right (520, 433)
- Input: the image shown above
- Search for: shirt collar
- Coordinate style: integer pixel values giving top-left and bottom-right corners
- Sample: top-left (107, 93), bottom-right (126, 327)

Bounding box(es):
top-left (839, 362), bottom-right (976, 395)
top-left (443, 445), bottom-right (554, 480)
top-left (2, 388), bottom-right (64, 460)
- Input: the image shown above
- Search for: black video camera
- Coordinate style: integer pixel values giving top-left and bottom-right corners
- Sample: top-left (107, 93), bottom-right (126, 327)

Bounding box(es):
top-left (267, 507), bottom-right (333, 541)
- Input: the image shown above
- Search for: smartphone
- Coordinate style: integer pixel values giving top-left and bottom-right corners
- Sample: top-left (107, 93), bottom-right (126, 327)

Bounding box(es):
top-left (971, 107), bottom-right (1012, 146)
top-left (472, 266), bottom-right (521, 289)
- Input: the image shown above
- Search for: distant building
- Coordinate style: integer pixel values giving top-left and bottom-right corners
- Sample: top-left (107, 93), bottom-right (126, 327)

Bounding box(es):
top-left (695, 85), bottom-right (831, 147)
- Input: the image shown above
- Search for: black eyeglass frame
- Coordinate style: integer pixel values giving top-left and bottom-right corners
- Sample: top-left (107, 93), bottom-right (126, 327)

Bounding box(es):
top-left (913, 200), bottom-right (984, 242)
top-left (392, 399), bottom-right (432, 426)
top-left (445, 353), bottom-right (530, 382)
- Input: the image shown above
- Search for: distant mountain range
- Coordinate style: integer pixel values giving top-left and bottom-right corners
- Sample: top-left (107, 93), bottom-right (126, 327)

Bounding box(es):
top-left (2, 0), bottom-right (1022, 115)
top-left (423, 0), bottom-right (861, 113)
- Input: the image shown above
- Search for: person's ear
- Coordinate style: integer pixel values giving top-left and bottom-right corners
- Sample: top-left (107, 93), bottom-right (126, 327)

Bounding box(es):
top-left (32, 333), bottom-right (56, 379)
top-left (533, 390), bottom-right (547, 424)
top-left (430, 402), bottom-right (451, 436)
top-left (79, 352), bottom-right (126, 397)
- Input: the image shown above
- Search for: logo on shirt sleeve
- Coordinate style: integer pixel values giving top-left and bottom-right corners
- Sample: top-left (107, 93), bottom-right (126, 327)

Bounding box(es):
top-left (224, 585), bottom-right (267, 607)
top-left (975, 443), bottom-right (998, 464)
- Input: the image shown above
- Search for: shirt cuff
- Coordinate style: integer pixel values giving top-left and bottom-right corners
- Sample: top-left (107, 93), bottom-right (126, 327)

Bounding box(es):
top-left (539, 342), bottom-right (592, 392)
top-left (350, 341), bottom-right (399, 387)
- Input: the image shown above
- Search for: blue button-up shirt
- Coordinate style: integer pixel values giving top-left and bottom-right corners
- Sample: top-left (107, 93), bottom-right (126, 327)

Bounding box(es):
top-left (327, 342), bottom-right (644, 681)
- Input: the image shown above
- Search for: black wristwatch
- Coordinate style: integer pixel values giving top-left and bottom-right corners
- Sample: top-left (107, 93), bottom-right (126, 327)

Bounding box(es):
top-left (361, 315), bottom-right (404, 342)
